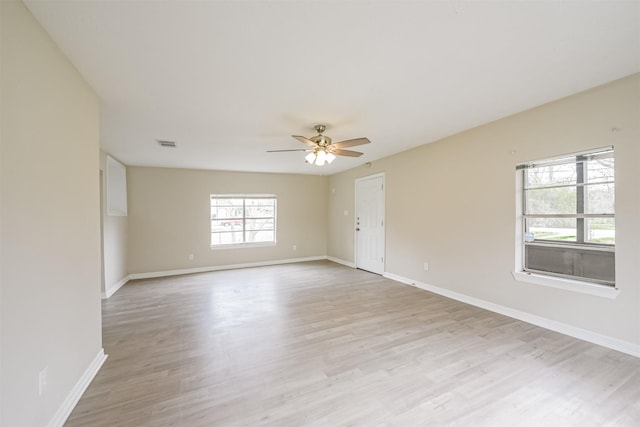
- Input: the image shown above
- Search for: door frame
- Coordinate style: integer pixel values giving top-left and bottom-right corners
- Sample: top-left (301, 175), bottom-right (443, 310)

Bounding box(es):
top-left (99, 170), bottom-right (106, 298)
top-left (354, 172), bottom-right (386, 273)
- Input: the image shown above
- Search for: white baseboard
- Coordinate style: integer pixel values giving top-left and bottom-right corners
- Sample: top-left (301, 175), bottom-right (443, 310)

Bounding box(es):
top-left (109, 257), bottom-right (358, 297)
top-left (326, 256), bottom-right (356, 268)
top-left (47, 348), bottom-right (108, 427)
top-left (128, 255), bottom-right (328, 280)
top-left (102, 275), bottom-right (130, 299)
top-left (383, 272), bottom-right (640, 358)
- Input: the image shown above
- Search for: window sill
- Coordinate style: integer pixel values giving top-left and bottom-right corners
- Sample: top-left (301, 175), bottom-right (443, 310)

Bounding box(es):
top-left (512, 271), bottom-right (619, 299)
top-left (210, 242), bottom-right (276, 250)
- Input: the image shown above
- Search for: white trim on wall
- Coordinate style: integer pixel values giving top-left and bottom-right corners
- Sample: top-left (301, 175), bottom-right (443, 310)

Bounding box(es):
top-left (327, 256), bottom-right (356, 268)
top-left (102, 276), bottom-right (130, 299)
top-left (46, 349), bottom-right (108, 427)
top-left (383, 271), bottom-right (640, 358)
top-left (104, 257), bottom-right (333, 297)
top-left (128, 256), bottom-right (327, 280)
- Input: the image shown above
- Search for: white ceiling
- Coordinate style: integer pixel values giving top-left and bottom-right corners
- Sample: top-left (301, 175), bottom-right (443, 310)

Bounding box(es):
top-left (25, 1), bottom-right (640, 175)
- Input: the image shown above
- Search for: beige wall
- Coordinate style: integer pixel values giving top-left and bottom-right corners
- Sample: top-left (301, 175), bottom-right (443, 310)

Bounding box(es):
top-left (100, 151), bottom-right (128, 296)
top-left (127, 167), bottom-right (328, 274)
top-left (329, 74), bottom-right (640, 346)
top-left (0, 1), bottom-right (103, 426)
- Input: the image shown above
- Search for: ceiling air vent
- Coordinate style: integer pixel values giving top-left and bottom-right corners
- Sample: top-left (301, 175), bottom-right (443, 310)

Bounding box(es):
top-left (156, 139), bottom-right (176, 148)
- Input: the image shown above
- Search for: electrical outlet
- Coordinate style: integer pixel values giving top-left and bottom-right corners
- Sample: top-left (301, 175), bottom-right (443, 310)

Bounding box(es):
top-left (292, 245), bottom-right (297, 251)
top-left (38, 367), bottom-right (48, 396)
top-left (188, 253), bottom-right (194, 261)
top-left (423, 262), bottom-right (429, 271)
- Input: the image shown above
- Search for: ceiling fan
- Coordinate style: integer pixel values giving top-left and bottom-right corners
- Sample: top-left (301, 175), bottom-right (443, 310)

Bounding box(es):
top-left (267, 124), bottom-right (370, 166)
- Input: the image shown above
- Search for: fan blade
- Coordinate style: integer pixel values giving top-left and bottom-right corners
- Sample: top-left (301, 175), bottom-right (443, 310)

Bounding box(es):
top-left (267, 149), bottom-right (311, 153)
top-left (331, 137), bottom-right (370, 149)
top-left (332, 149), bottom-right (363, 157)
top-left (292, 135), bottom-right (317, 148)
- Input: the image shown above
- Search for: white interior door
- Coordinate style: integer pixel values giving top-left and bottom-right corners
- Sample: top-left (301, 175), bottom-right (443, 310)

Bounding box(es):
top-left (355, 174), bottom-right (385, 274)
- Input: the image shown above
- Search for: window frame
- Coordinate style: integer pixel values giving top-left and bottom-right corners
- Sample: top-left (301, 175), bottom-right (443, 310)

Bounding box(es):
top-left (513, 147), bottom-right (618, 298)
top-left (210, 194), bottom-right (277, 249)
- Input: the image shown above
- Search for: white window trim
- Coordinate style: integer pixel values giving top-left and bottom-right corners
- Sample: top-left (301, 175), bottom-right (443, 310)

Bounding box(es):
top-left (210, 241), bottom-right (276, 250)
top-left (511, 271), bottom-right (619, 299)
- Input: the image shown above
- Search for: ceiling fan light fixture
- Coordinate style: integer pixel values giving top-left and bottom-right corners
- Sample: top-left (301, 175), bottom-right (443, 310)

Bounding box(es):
top-left (315, 150), bottom-right (327, 166)
top-left (326, 152), bottom-right (336, 164)
top-left (305, 151), bottom-right (317, 163)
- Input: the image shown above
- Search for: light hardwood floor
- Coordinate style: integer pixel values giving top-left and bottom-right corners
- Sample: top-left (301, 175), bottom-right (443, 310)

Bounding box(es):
top-left (66, 261), bottom-right (639, 426)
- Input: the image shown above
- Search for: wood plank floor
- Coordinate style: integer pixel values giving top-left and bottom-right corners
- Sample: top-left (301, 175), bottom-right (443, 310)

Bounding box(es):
top-left (66, 261), bottom-right (640, 426)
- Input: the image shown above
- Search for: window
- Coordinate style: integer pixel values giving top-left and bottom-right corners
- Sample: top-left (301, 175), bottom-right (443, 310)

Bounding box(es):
top-left (210, 195), bottom-right (276, 248)
top-left (517, 147), bottom-right (615, 286)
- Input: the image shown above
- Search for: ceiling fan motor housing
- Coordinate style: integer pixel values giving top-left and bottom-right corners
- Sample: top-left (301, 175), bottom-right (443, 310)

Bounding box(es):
top-left (311, 134), bottom-right (332, 147)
